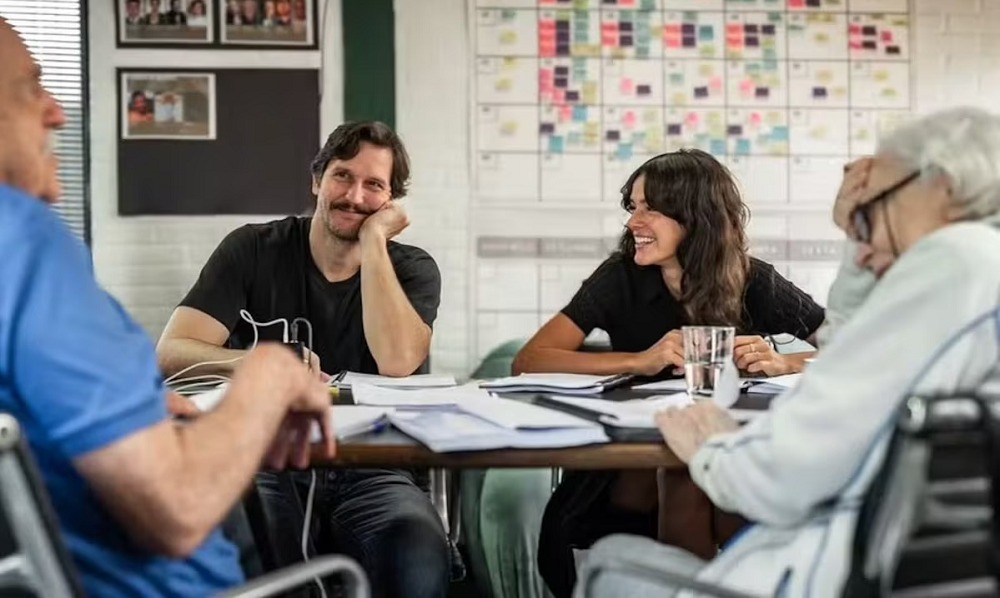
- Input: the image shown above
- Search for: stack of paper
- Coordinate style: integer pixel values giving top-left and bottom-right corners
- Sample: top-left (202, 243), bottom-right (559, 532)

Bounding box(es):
top-left (334, 372), bottom-right (458, 389)
top-left (351, 383), bottom-right (493, 407)
top-left (480, 373), bottom-right (632, 395)
top-left (387, 403), bottom-right (609, 452)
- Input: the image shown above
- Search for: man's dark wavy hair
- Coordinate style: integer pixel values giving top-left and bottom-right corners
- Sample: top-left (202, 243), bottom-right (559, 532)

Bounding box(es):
top-left (310, 121), bottom-right (411, 199)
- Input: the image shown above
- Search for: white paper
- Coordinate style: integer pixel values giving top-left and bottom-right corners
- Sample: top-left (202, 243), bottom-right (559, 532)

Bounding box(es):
top-left (633, 378), bottom-right (688, 391)
top-left (546, 394), bottom-right (694, 429)
top-left (481, 373), bottom-right (619, 390)
top-left (351, 382), bottom-right (493, 407)
top-left (387, 409), bottom-right (608, 453)
top-left (336, 372), bottom-right (457, 389)
top-left (459, 397), bottom-right (598, 430)
top-left (326, 406), bottom-right (394, 441)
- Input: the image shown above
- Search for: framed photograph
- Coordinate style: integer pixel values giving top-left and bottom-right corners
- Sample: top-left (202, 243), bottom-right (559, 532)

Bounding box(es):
top-left (121, 72), bottom-right (217, 140)
top-left (220, 0), bottom-right (316, 48)
top-left (117, 0), bottom-right (215, 45)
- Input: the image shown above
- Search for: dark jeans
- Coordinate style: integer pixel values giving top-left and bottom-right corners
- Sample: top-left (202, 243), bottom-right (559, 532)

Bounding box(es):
top-left (254, 468), bottom-right (450, 598)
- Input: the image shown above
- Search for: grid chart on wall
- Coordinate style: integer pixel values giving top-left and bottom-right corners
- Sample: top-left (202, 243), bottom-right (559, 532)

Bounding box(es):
top-left (469, 0), bottom-right (911, 360)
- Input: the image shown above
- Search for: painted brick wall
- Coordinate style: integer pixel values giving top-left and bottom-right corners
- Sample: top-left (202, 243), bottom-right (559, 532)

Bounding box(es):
top-left (88, 0), bottom-right (1000, 377)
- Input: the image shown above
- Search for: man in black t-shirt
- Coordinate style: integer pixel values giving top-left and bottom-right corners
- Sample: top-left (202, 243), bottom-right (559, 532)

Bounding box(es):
top-left (156, 121), bottom-right (448, 598)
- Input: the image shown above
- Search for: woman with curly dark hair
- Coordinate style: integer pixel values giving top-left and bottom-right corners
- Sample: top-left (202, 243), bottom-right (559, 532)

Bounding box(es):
top-left (509, 149), bottom-right (825, 598)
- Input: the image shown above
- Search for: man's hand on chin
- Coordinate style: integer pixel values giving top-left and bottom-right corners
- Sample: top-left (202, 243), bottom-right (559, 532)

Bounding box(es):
top-left (359, 200), bottom-right (410, 244)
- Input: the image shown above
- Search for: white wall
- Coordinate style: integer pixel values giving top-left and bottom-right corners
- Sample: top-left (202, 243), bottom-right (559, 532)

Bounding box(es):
top-left (90, 0), bottom-right (1000, 377)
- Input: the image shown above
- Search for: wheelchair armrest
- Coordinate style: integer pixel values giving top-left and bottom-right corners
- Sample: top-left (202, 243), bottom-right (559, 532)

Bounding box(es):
top-left (216, 554), bottom-right (369, 598)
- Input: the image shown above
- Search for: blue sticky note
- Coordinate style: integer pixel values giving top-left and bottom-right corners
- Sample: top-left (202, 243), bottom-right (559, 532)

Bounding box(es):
top-left (735, 138), bottom-right (751, 154)
top-left (771, 126), bottom-right (789, 141)
top-left (615, 143), bottom-right (634, 160)
top-left (710, 139), bottom-right (726, 155)
top-left (699, 25), bottom-right (714, 41)
top-left (549, 136), bottom-right (565, 153)
top-left (573, 105), bottom-right (587, 121)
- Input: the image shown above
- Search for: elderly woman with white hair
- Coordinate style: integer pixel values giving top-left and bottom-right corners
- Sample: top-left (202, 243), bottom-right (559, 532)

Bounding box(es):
top-left (573, 106), bottom-right (1000, 598)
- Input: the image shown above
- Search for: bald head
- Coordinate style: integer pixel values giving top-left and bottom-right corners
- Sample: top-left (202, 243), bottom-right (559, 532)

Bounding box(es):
top-left (0, 17), bottom-right (66, 203)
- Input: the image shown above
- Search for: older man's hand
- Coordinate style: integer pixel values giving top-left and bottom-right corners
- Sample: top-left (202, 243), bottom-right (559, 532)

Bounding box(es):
top-left (655, 401), bottom-right (740, 463)
top-left (833, 157), bottom-right (875, 236)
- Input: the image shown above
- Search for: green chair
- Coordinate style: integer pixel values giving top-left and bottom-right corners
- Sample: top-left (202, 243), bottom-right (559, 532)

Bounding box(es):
top-left (461, 339), bottom-right (554, 598)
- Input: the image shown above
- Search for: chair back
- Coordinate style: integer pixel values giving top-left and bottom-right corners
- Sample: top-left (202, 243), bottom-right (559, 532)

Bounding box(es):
top-left (0, 413), bottom-right (85, 598)
top-left (843, 395), bottom-right (1000, 597)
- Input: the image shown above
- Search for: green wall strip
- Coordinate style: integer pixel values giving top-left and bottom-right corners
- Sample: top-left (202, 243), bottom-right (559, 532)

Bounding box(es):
top-left (341, 0), bottom-right (395, 129)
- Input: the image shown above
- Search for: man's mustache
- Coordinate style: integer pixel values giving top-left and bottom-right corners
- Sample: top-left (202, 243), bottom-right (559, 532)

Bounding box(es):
top-left (328, 201), bottom-right (375, 215)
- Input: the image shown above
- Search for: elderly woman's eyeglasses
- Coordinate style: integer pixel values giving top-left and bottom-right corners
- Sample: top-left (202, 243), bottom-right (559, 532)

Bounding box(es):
top-left (851, 171), bottom-right (920, 243)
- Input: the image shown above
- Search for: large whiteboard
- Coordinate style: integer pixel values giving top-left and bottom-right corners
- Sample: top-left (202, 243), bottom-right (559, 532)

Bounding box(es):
top-left (469, 0), bottom-right (911, 359)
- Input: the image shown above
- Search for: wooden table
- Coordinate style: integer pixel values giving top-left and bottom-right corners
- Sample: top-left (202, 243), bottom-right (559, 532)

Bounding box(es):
top-left (311, 389), bottom-right (773, 470)
top-left (312, 428), bottom-right (684, 469)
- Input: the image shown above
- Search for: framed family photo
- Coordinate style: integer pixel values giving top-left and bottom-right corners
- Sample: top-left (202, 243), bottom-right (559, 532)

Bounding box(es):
top-left (117, 0), bottom-right (214, 45)
top-left (121, 71), bottom-right (217, 140)
top-left (220, 0), bottom-right (316, 48)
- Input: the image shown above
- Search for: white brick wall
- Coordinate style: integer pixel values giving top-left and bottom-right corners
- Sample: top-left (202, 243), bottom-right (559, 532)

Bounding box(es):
top-left (88, 0), bottom-right (1000, 377)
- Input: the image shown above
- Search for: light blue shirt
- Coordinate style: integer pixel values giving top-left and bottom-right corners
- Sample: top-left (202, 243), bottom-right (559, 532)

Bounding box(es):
top-left (0, 185), bottom-right (243, 597)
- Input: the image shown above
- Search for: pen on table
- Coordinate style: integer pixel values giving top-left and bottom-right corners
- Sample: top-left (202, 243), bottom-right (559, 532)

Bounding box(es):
top-left (337, 420), bottom-right (389, 442)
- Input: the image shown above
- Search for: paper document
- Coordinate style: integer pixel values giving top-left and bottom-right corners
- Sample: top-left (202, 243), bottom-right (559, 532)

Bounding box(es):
top-left (480, 373), bottom-right (632, 395)
top-left (387, 408), bottom-right (608, 452)
top-left (329, 406), bottom-right (393, 440)
top-left (351, 382), bottom-right (493, 407)
top-left (633, 378), bottom-right (688, 392)
top-left (335, 372), bottom-right (458, 389)
top-left (459, 397), bottom-right (600, 430)
top-left (742, 373), bottom-right (802, 394)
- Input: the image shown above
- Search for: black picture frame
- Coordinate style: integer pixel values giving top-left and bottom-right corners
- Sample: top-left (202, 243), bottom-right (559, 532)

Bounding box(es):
top-left (115, 0), bottom-right (216, 48)
top-left (219, 0), bottom-right (319, 49)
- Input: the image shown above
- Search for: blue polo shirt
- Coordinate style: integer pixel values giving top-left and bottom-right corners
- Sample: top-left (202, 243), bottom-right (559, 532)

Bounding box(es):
top-left (0, 185), bottom-right (243, 597)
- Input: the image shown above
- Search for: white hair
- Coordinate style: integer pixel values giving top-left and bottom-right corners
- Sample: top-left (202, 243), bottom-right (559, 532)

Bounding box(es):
top-left (877, 107), bottom-right (1000, 222)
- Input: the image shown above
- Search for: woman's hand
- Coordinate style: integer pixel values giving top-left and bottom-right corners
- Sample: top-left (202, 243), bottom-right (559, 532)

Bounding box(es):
top-left (632, 329), bottom-right (685, 376)
top-left (734, 335), bottom-right (795, 376)
top-left (655, 402), bottom-right (740, 463)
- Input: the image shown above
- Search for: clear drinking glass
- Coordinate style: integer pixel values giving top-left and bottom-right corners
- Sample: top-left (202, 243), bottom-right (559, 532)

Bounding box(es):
top-left (682, 326), bottom-right (736, 399)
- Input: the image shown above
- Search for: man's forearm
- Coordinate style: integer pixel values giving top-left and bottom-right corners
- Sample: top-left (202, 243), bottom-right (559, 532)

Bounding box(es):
top-left (157, 337), bottom-right (246, 378)
top-left (359, 237), bottom-right (431, 376)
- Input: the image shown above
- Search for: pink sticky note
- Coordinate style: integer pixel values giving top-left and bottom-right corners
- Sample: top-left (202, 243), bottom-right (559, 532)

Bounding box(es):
top-left (726, 23), bottom-right (742, 34)
top-left (739, 79), bottom-right (753, 93)
top-left (620, 78), bottom-right (635, 95)
top-left (849, 24), bottom-right (862, 34)
top-left (685, 112), bottom-right (699, 125)
top-left (666, 36), bottom-right (681, 48)
top-left (709, 76), bottom-right (723, 91)
top-left (750, 112), bottom-right (762, 125)
top-left (664, 23), bottom-right (681, 34)
top-left (554, 89), bottom-right (566, 103)
top-left (601, 22), bottom-right (617, 33)
top-left (881, 30), bottom-right (893, 42)
top-left (560, 105), bottom-right (573, 121)
top-left (849, 39), bottom-right (862, 49)
top-left (540, 43), bottom-right (555, 57)
top-left (623, 110), bottom-right (637, 127)
top-left (602, 33), bottom-right (617, 47)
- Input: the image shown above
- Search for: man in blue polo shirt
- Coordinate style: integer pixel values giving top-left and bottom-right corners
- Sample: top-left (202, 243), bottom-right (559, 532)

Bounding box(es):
top-left (0, 19), bottom-right (335, 597)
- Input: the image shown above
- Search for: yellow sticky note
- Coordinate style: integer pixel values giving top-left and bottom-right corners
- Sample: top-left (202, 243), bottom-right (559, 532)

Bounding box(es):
top-left (815, 33), bottom-right (829, 43)
top-left (500, 121), bottom-right (518, 136)
top-left (672, 92), bottom-right (687, 104)
top-left (499, 30), bottom-right (517, 45)
top-left (495, 78), bottom-right (513, 92)
top-left (502, 57), bottom-right (518, 68)
top-left (817, 69), bottom-right (833, 83)
top-left (698, 63), bottom-right (714, 77)
top-left (873, 69), bottom-right (889, 82)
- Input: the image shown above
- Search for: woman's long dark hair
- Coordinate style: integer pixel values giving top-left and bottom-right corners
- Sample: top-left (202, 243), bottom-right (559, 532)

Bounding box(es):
top-left (618, 149), bottom-right (750, 327)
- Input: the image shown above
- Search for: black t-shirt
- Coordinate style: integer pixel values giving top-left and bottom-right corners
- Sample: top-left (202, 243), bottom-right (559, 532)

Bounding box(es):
top-left (180, 216), bottom-right (442, 375)
top-left (562, 253), bottom-right (825, 355)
